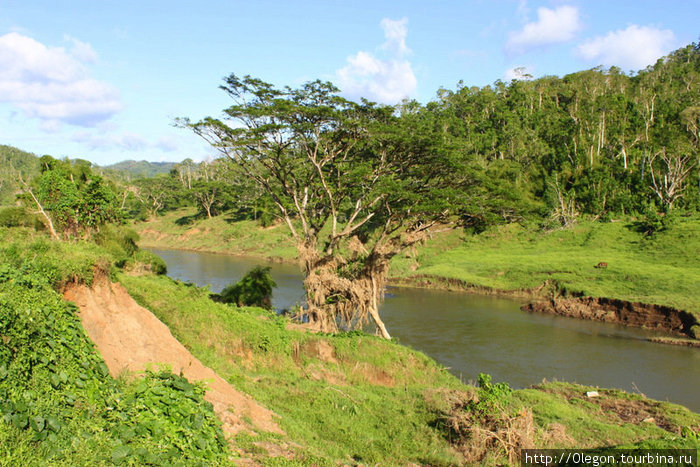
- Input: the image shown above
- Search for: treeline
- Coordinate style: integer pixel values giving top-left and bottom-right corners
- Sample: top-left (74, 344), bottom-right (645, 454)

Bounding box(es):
top-left (135, 43), bottom-right (700, 229)
top-left (2, 43), bottom-right (698, 237)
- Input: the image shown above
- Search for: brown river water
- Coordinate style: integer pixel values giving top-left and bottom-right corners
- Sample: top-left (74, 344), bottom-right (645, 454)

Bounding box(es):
top-left (148, 248), bottom-right (700, 411)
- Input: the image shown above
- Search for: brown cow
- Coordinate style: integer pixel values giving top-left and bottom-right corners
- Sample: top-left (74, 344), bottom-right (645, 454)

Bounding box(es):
top-left (595, 262), bottom-right (608, 269)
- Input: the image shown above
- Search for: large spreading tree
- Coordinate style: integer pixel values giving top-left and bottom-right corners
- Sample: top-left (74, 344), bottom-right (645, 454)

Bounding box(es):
top-left (185, 75), bottom-right (512, 338)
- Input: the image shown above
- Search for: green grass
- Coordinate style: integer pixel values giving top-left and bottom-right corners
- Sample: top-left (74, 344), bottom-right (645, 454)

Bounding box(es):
top-left (134, 208), bottom-right (297, 261)
top-left (119, 271), bottom-right (700, 465)
top-left (390, 218), bottom-right (700, 316)
top-left (513, 382), bottom-right (700, 449)
top-left (119, 272), bottom-right (464, 465)
top-left (2, 227), bottom-right (697, 465)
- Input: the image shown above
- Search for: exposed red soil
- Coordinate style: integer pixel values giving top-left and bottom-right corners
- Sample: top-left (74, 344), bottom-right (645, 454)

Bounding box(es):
top-left (63, 278), bottom-right (284, 439)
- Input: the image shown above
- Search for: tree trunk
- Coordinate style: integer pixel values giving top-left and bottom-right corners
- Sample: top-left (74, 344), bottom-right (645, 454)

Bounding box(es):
top-left (299, 241), bottom-right (392, 339)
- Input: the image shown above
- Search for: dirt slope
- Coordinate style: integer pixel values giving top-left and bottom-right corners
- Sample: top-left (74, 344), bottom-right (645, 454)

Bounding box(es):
top-left (63, 278), bottom-right (283, 438)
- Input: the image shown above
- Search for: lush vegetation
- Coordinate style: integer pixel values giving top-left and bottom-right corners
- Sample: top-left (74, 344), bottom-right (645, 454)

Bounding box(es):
top-left (146, 43), bottom-right (700, 337)
top-left (0, 229), bottom-right (229, 465)
top-left (0, 222), bottom-right (697, 464)
top-left (102, 160), bottom-right (177, 180)
top-left (134, 208), bottom-right (700, 319)
top-left (217, 265), bottom-right (277, 309)
top-left (0, 144), bottom-right (40, 206)
top-left (0, 34), bottom-right (698, 467)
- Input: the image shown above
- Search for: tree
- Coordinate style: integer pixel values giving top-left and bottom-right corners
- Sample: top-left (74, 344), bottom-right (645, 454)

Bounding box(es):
top-left (20, 157), bottom-right (120, 238)
top-left (184, 75), bottom-right (487, 338)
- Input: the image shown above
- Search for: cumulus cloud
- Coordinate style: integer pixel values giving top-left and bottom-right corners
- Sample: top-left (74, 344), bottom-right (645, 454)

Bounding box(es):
top-left (336, 17), bottom-right (417, 104)
top-left (0, 32), bottom-right (121, 129)
top-left (506, 5), bottom-right (581, 54)
top-left (576, 25), bottom-right (676, 70)
top-left (504, 65), bottom-right (534, 81)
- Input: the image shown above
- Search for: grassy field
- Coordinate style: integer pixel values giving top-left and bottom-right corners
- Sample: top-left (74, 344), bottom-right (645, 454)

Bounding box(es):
top-left (134, 209), bottom-right (700, 317)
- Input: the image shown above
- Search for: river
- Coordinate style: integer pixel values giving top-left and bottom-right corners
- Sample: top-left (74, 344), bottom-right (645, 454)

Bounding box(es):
top-left (148, 247), bottom-right (700, 411)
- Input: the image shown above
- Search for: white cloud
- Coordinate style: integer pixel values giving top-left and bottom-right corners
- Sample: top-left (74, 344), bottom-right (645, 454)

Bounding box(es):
top-left (0, 32), bottom-right (121, 129)
top-left (506, 5), bottom-right (581, 54)
top-left (380, 18), bottom-right (410, 56)
top-left (504, 65), bottom-right (534, 81)
top-left (66, 35), bottom-right (98, 63)
top-left (576, 25), bottom-right (676, 70)
top-left (336, 17), bottom-right (417, 104)
top-left (72, 131), bottom-right (183, 154)
top-left (72, 131), bottom-right (148, 151)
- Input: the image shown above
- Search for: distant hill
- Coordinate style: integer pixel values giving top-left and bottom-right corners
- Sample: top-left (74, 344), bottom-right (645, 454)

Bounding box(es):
top-left (0, 145), bottom-right (40, 205)
top-left (102, 160), bottom-right (178, 179)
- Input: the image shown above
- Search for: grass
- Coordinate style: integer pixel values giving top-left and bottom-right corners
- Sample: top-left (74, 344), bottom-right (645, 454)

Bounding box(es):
top-left (135, 209), bottom-right (297, 261)
top-left (119, 272), bottom-right (464, 465)
top-left (119, 271), bottom-right (700, 465)
top-left (390, 219), bottom-right (700, 316)
top-left (1, 227), bottom-right (697, 465)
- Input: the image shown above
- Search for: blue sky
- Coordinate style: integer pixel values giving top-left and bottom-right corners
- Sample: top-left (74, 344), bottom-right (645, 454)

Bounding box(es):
top-left (1, 0), bottom-right (698, 165)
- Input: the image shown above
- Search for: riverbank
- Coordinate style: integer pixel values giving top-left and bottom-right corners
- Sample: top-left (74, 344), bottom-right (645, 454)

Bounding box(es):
top-left (133, 209), bottom-right (700, 340)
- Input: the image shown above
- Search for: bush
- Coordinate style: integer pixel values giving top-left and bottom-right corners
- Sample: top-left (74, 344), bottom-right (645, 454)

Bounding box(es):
top-left (219, 266), bottom-right (276, 309)
top-left (133, 250), bottom-right (167, 275)
top-left (0, 266), bottom-right (228, 464)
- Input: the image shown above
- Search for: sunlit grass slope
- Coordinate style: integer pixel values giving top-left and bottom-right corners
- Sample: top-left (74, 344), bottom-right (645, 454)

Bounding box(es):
top-left (120, 272), bottom-right (700, 465)
top-left (391, 218), bottom-right (700, 315)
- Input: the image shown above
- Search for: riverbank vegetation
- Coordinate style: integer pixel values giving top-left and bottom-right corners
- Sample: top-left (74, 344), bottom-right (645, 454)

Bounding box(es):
top-left (133, 207), bottom-right (700, 321)
top-left (0, 228), bottom-right (229, 465)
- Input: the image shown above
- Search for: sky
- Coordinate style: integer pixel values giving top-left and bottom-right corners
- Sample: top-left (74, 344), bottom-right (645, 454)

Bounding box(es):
top-left (0, 0), bottom-right (698, 166)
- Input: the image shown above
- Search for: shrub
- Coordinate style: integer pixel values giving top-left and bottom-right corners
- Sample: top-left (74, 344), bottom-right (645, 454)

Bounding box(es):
top-left (219, 266), bottom-right (276, 309)
top-left (133, 250), bottom-right (167, 275)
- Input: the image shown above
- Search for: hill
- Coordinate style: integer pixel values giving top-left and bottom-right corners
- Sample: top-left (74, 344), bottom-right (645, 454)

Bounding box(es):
top-left (102, 160), bottom-right (178, 179)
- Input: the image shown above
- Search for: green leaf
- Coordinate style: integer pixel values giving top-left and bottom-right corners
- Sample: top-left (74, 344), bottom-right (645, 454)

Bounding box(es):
top-left (50, 373), bottom-right (61, 388)
top-left (46, 416), bottom-right (62, 433)
top-left (30, 416), bottom-right (45, 432)
top-left (111, 445), bottom-right (132, 465)
top-left (12, 412), bottom-right (28, 429)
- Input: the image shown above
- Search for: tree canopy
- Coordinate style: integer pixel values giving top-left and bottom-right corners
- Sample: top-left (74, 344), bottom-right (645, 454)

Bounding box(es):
top-left (185, 75), bottom-right (518, 337)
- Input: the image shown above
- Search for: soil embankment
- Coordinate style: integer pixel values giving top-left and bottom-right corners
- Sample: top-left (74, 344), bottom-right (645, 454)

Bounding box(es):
top-left (522, 297), bottom-right (699, 340)
top-left (63, 277), bottom-right (283, 438)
